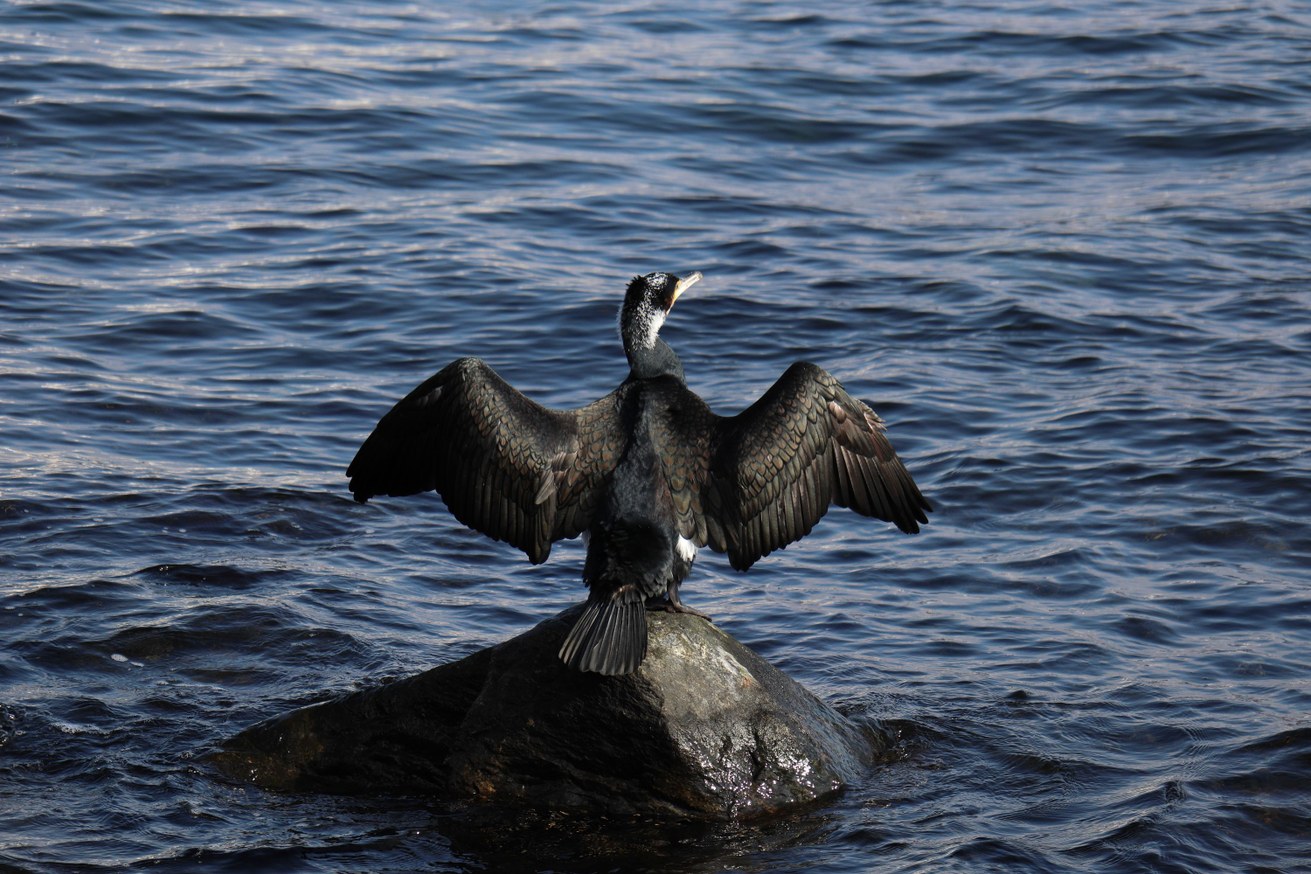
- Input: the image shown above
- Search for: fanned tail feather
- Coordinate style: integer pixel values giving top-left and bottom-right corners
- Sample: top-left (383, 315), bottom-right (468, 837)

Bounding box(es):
top-left (559, 597), bottom-right (648, 675)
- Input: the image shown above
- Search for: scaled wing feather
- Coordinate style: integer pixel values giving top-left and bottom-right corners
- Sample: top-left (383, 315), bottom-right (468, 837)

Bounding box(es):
top-left (347, 357), bottom-right (624, 563)
top-left (706, 361), bottom-right (931, 570)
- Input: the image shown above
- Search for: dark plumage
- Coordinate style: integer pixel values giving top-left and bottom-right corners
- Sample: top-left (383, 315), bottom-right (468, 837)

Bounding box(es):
top-left (347, 272), bottom-right (932, 675)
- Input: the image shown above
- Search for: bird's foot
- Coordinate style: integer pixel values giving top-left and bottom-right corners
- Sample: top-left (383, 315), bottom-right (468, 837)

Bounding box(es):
top-left (646, 591), bottom-right (712, 622)
top-left (668, 601), bottom-right (713, 621)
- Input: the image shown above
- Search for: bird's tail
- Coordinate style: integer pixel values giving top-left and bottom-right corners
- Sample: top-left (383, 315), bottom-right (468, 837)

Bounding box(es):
top-left (558, 593), bottom-right (648, 676)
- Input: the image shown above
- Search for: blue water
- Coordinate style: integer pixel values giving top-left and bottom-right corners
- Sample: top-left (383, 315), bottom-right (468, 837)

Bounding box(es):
top-left (3, 1), bottom-right (1310, 871)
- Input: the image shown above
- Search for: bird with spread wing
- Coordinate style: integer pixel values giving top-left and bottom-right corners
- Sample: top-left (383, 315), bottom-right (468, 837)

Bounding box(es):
top-left (348, 272), bottom-right (931, 675)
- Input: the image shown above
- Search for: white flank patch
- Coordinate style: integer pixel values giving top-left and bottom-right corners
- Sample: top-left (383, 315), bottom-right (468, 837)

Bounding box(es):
top-left (677, 535), bottom-right (698, 562)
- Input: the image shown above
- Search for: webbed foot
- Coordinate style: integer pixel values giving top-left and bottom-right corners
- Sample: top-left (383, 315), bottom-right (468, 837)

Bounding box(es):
top-left (646, 582), bottom-right (712, 621)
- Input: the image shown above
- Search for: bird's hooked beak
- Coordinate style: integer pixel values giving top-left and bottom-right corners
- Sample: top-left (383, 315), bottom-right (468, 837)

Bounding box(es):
top-left (668, 271), bottom-right (702, 310)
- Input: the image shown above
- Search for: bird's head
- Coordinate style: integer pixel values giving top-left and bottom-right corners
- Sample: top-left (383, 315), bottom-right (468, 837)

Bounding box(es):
top-left (619, 271), bottom-right (701, 359)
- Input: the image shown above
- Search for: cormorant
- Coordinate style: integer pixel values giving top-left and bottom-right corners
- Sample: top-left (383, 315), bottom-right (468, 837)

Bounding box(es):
top-left (347, 272), bottom-right (931, 675)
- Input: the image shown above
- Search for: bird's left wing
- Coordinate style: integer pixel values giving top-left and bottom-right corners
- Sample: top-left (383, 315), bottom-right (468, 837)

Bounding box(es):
top-left (703, 361), bottom-right (932, 571)
top-left (347, 357), bottom-right (625, 564)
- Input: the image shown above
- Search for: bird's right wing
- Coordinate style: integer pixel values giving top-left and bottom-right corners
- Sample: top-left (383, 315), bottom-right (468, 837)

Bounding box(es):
top-left (705, 361), bottom-right (932, 570)
top-left (347, 357), bottom-right (625, 564)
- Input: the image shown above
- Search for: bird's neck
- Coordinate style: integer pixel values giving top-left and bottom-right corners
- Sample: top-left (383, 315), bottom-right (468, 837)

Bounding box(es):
top-left (625, 336), bottom-right (685, 382)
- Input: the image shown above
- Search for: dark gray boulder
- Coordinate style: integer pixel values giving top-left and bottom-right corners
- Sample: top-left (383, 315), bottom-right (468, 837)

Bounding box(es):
top-left (212, 607), bottom-right (882, 820)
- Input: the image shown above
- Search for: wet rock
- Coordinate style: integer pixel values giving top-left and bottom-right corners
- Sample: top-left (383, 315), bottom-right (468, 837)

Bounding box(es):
top-left (212, 607), bottom-right (882, 820)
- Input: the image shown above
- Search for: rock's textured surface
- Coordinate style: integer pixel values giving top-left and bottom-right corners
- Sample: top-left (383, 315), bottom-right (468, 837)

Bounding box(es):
top-left (213, 607), bottom-right (881, 820)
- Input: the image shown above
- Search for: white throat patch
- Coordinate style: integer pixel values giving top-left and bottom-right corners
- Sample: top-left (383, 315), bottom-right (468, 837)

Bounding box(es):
top-left (642, 309), bottom-right (666, 349)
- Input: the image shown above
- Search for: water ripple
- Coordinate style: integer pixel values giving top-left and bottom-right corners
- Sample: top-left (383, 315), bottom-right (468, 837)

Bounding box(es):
top-left (2, 0), bottom-right (1310, 871)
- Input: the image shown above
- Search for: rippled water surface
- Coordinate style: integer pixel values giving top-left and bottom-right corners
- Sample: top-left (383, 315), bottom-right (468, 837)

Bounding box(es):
top-left (3, 1), bottom-right (1310, 871)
